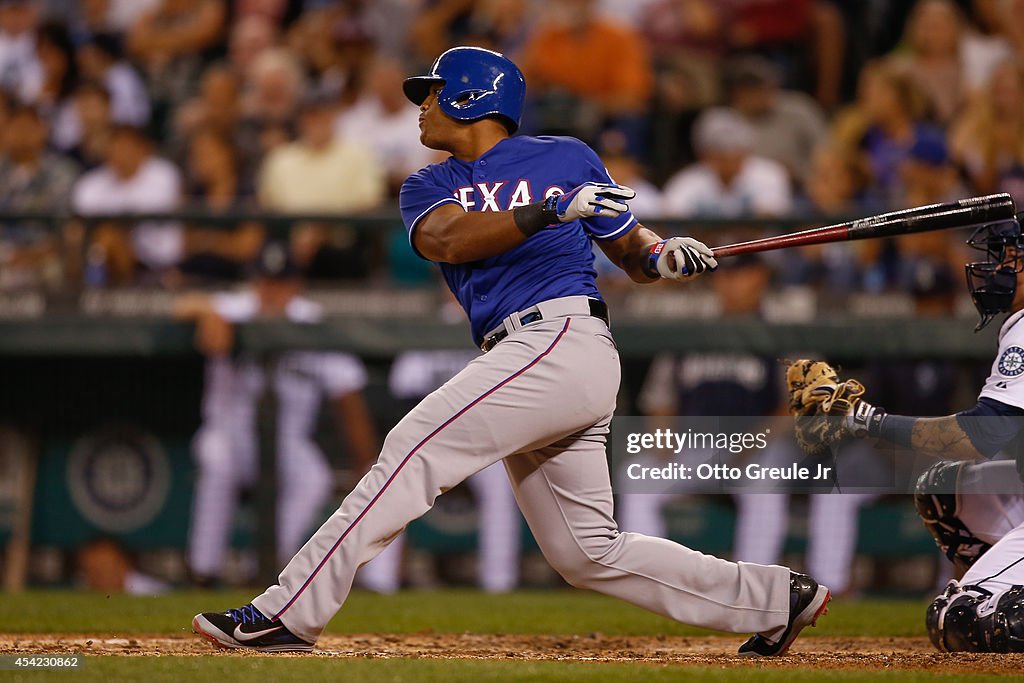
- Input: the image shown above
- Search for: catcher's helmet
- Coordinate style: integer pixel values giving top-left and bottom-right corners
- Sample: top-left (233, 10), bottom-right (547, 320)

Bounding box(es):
top-left (403, 46), bottom-right (526, 133)
top-left (965, 215), bottom-right (1024, 331)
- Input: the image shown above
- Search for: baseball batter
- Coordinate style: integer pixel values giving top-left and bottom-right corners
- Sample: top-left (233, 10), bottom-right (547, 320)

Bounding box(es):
top-left (784, 218), bottom-right (1024, 652)
top-left (193, 46), bottom-right (830, 656)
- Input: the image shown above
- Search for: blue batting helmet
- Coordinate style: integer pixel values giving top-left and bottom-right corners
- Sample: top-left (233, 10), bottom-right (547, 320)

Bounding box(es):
top-left (403, 46), bottom-right (526, 133)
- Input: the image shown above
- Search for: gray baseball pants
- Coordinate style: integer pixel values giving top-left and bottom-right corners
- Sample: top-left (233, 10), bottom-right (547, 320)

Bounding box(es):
top-left (251, 299), bottom-right (792, 642)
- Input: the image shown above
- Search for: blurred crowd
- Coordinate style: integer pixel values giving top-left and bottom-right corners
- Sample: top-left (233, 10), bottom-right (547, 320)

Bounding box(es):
top-left (0, 0), bottom-right (1020, 297)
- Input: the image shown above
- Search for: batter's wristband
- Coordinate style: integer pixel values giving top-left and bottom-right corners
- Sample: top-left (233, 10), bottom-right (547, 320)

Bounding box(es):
top-left (513, 199), bottom-right (559, 237)
top-left (875, 413), bottom-right (916, 447)
top-left (642, 241), bottom-right (666, 279)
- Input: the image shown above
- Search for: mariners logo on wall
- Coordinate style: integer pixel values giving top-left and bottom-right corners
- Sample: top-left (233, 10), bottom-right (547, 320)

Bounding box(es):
top-left (67, 426), bottom-right (170, 533)
top-left (998, 346), bottom-right (1024, 377)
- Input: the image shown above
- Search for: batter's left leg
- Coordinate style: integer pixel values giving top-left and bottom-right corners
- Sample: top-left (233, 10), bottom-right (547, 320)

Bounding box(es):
top-left (505, 425), bottom-right (794, 635)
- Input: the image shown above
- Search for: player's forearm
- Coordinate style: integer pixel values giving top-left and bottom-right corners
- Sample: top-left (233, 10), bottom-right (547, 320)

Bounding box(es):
top-left (417, 210), bottom-right (531, 263)
top-left (415, 196), bottom-right (567, 263)
top-left (909, 416), bottom-right (988, 461)
top-left (600, 225), bottom-right (662, 283)
top-left (619, 243), bottom-right (661, 283)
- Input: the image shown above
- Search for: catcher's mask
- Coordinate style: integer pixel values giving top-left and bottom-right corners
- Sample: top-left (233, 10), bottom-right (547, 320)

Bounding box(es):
top-left (966, 217), bottom-right (1024, 331)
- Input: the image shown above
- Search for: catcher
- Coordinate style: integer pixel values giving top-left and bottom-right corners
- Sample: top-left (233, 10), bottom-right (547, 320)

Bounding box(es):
top-left (786, 217), bottom-right (1024, 653)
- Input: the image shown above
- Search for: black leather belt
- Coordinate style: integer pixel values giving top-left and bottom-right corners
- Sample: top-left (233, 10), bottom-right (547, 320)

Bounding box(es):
top-left (480, 298), bottom-right (609, 352)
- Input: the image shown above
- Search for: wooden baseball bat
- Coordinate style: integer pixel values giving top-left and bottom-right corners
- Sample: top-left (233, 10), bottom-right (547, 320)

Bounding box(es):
top-left (710, 194), bottom-right (1017, 259)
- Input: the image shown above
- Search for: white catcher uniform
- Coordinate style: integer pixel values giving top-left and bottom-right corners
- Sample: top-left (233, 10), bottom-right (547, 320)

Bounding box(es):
top-left (188, 291), bottom-right (369, 578)
top-left (946, 309), bottom-right (1024, 593)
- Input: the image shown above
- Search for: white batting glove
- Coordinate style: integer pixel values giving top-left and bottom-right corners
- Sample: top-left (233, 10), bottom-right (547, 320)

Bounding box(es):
top-left (644, 237), bottom-right (718, 280)
top-left (549, 182), bottom-right (636, 223)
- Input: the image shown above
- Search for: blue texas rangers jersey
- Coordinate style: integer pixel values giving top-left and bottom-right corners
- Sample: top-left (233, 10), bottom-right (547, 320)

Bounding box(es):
top-left (399, 135), bottom-right (638, 345)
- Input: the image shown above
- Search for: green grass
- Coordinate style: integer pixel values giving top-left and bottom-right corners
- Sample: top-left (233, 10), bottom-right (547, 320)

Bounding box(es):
top-left (0, 589), bottom-right (927, 638)
top-left (2, 658), bottom-right (1010, 683)
top-left (4, 590), bottom-right (989, 682)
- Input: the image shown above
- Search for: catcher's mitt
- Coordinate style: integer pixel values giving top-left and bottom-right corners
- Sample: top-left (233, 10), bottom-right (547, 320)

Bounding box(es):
top-left (785, 359), bottom-right (866, 456)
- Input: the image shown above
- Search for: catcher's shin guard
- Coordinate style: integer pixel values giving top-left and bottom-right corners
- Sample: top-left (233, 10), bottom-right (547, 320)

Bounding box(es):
top-left (914, 461), bottom-right (992, 575)
top-left (927, 582), bottom-right (1024, 652)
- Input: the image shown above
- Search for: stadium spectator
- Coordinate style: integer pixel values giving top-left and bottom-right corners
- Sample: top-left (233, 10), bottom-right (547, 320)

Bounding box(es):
top-left (177, 242), bottom-right (379, 586)
top-left (898, 133), bottom-right (966, 207)
top-left (64, 0), bottom-right (162, 40)
top-left (0, 104), bottom-right (79, 289)
top-left (0, 0), bottom-right (41, 102)
top-left (781, 144), bottom-right (872, 291)
top-left (597, 0), bottom-right (659, 25)
top-left (520, 0), bottom-right (652, 154)
top-left (800, 144), bottom-right (872, 216)
top-left (725, 1), bottom-right (846, 110)
top-left (949, 59), bottom-right (1024, 199)
top-left (831, 60), bottom-right (939, 207)
top-left (227, 13), bottom-right (278, 77)
top-left (126, 0), bottom-right (227, 125)
top-left (172, 64), bottom-right (263, 185)
top-left (408, 0), bottom-right (477, 65)
top-left (661, 107), bottom-right (792, 217)
top-left (993, 0), bottom-right (1024, 65)
top-left (75, 33), bottom-right (150, 126)
top-left (333, 56), bottom-right (437, 196)
top-left (639, 0), bottom-right (729, 182)
top-left (177, 127), bottom-right (264, 282)
top-left (729, 0), bottom-right (814, 52)
top-left (723, 55), bottom-right (828, 181)
top-left (457, 0), bottom-right (535, 56)
top-left (960, 0), bottom-right (1014, 91)
top-left (240, 47), bottom-right (305, 155)
top-left (233, 0), bottom-right (297, 24)
top-left (259, 90), bottom-right (385, 281)
top-left (56, 80), bottom-right (113, 170)
top-left (184, 128), bottom-right (252, 209)
top-left (0, 104), bottom-right (78, 211)
top-left (286, 2), bottom-right (375, 100)
top-left (884, 0), bottom-right (968, 124)
top-left (640, 0), bottom-right (729, 110)
top-left (71, 124), bottom-right (183, 284)
top-left (51, 34), bottom-right (148, 154)
top-left (258, 91), bottom-right (384, 213)
top-left (33, 21), bottom-right (76, 113)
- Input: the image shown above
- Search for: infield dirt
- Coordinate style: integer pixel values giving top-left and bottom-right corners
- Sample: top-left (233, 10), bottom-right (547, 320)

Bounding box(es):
top-left (2, 633), bottom-right (1023, 674)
